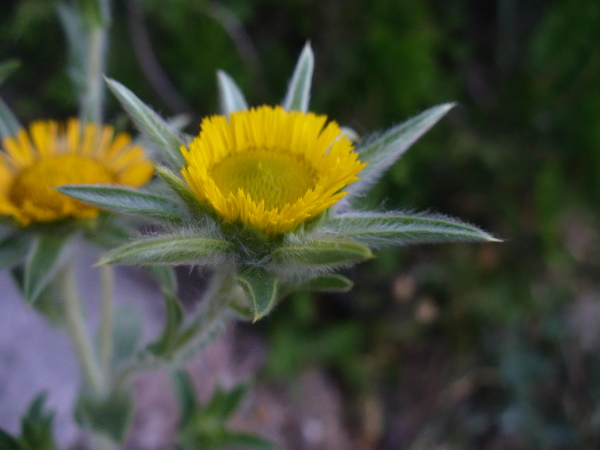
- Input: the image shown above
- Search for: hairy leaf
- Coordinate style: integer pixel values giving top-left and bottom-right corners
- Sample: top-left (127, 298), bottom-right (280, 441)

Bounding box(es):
top-left (105, 78), bottom-right (185, 168)
top-left (273, 239), bottom-right (373, 269)
top-left (59, 184), bottom-right (186, 223)
top-left (99, 235), bottom-right (234, 266)
top-left (282, 43), bottom-right (314, 112)
top-left (24, 233), bottom-right (72, 305)
top-left (217, 70), bottom-right (248, 115)
top-left (323, 212), bottom-right (499, 247)
top-left (236, 267), bottom-right (279, 321)
top-left (341, 103), bottom-right (455, 208)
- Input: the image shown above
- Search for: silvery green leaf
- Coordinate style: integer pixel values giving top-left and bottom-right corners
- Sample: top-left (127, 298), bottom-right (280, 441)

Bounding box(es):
top-left (99, 235), bottom-right (235, 266)
top-left (156, 165), bottom-right (210, 217)
top-left (146, 293), bottom-right (184, 358)
top-left (272, 239), bottom-right (373, 269)
top-left (341, 103), bottom-right (455, 209)
top-left (282, 42), bottom-right (314, 112)
top-left (145, 266), bottom-right (178, 296)
top-left (12, 268), bottom-right (68, 329)
top-left (0, 59), bottom-right (20, 87)
top-left (0, 232), bottom-right (30, 271)
top-left (340, 126), bottom-right (359, 142)
top-left (20, 393), bottom-right (57, 450)
top-left (236, 267), bottom-right (279, 321)
top-left (217, 70), bottom-right (248, 115)
top-left (0, 97), bottom-right (21, 140)
top-left (0, 429), bottom-right (22, 449)
top-left (75, 386), bottom-right (133, 443)
top-left (322, 212), bottom-right (499, 247)
top-left (110, 305), bottom-right (142, 369)
top-left (304, 274), bottom-right (353, 293)
top-left (59, 184), bottom-right (186, 223)
top-left (105, 77), bottom-right (185, 168)
top-left (24, 233), bottom-right (72, 305)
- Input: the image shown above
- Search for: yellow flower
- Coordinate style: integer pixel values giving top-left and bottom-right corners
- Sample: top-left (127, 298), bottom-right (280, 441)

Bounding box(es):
top-left (181, 106), bottom-right (365, 235)
top-left (0, 119), bottom-right (154, 225)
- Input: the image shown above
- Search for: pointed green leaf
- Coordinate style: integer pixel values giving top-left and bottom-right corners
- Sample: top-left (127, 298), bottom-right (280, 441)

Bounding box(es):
top-left (342, 103), bottom-right (455, 207)
top-left (236, 267), bottom-right (279, 321)
top-left (0, 232), bottom-right (30, 271)
top-left (75, 387), bottom-right (133, 443)
top-left (145, 265), bottom-right (178, 296)
top-left (323, 212), bottom-right (499, 247)
top-left (213, 384), bottom-right (247, 420)
top-left (272, 239), bottom-right (373, 269)
top-left (146, 293), bottom-right (184, 357)
top-left (217, 70), bottom-right (248, 115)
top-left (171, 370), bottom-right (197, 425)
top-left (24, 233), bottom-right (72, 305)
top-left (155, 165), bottom-right (209, 217)
top-left (20, 393), bottom-right (57, 450)
top-left (105, 77), bottom-right (185, 168)
top-left (0, 60), bottom-right (20, 87)
top-left (0, 429), bottom-right (23, 450)
top-left (59, 184), bottom-right (186, 223)
top-left (12, 268), bottom-right (68, 329)
top-left (304, 274), bottom-right (353, 293)
top-left (110, 305), bottom-right (142, 368)
top-left (0, 97), bottom-right (21, 140)
top-left (217, 433), bottom-right (274, 449)
top-left (99, 235), bottom-right (234, 266)
top-left (282, 43), bottom-right (314, 112)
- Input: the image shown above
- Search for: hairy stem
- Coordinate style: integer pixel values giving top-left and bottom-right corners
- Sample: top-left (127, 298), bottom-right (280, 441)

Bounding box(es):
top-left (99, 264), bottom-right (114, 377)
top-left (61, 263), bottom-right (105, 395)
top-left (80, 25), bottom-right (108, 124)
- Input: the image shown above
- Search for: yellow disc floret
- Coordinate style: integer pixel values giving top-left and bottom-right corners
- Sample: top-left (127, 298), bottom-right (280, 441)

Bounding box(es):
top-left (0, 119), bottom-right (154, 225)
top-left (182, 106), bottom-right (365, 235)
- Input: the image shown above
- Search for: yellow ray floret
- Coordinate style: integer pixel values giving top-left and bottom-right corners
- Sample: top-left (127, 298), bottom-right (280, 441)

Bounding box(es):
top-left (0, 119), bottom-right (154, 225)
top-left (181, 106), bottom-right (365, 235)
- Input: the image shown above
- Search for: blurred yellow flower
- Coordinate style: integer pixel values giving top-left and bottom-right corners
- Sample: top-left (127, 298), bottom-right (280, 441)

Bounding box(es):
top-left (182, 106), bottom-right (365, 235)
top-left (0, 119), bottom-right (154, 225)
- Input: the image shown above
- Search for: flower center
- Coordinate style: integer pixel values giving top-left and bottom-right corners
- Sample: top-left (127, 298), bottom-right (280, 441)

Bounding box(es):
top-left (9, 154), bottom-right (115, 210)
top-left (210, 149), bottom-right (317, 210)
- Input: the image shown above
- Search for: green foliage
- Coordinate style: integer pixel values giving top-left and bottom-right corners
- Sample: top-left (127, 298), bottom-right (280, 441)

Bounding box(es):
top-left (216, 70), bottom-right (248, 115)
top-left (24, 233), bottom-right (72, 305)
top-left (75, 386), bottom-right (134, 444)
top-left (172, 371), bottom-right (273, 449)
top-left (58, 185), bottom-right (187, 223)
top-left (105, 77), bottom-right (185, 168)
top-left (99, 235), bottom-right (235, 266)
top-left (282, 43), bottom-right (313, 113)
top-left (0, 393), bottom-right (58, 450)
top-left (236, 267), bottom-right (279, 321)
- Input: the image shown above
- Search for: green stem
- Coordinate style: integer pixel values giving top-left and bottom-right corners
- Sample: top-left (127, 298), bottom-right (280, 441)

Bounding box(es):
top-left (81, 26), bottom-right (107, 124)
top-left (99, 264), bottom-right (114, 378)
top-left (114, 269), bottom-right (243, 386)
top-left (174, 269), bottom-right (244, 362)
top-left (80, 0), bottom-right (109, 124)
top-left (60, 263), bottom-right (105, 395)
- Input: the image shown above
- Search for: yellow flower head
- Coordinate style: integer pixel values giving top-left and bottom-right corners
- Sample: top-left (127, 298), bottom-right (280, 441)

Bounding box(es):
top-left (181, 106), bottom-right (365, 235)
top-left (0, 119), bottom-right (154, 225)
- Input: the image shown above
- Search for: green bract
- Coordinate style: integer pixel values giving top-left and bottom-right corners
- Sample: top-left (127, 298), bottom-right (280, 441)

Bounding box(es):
top-left (63, 44), bottom-right (499, 322)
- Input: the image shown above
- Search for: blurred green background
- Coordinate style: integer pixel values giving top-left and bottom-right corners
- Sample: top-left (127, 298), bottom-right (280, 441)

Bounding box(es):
top-left (2, 0), bottom-right (600, 448)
